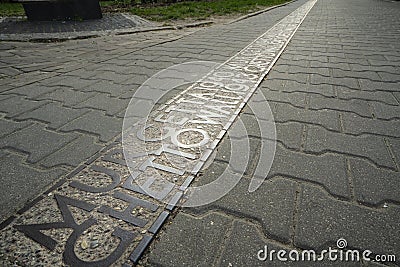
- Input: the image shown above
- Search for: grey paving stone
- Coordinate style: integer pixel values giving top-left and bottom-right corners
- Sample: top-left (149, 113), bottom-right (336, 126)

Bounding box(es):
top-left (388, 138), bottom-right (400, 169)
top-left (274, 102), bottom-right (340, 131)
top-left (60, 110), bottom-right (122, 142)
top-left (295, 185), bottom-right (400, 258)
top-left (47, 75), bottom-right (98, 89)
top-left (268, 144), bottom-right (349, 199)
top-left (239, 113), bottom-right (264, 138)
top-left (332, 69), bottom-right (381, 81)
top-left (304, 125), bottom-right (395, 170)
top-left (393, 92), bottom-right (400, 104)
top-left (83, 80), bottom-right (134, 97)
top-left (39, 135), bottom-right (102, 168)
top-left (74, 93), bottom-right (129, 116)
top-left (191, 175), bottom-right (298, 244)
top-left (0, 67), bottom-right (21, 77)
top-left (284, 80), bottom-right (335, 97)
top-left (310, 74), bottom-right (359, 89)
top-left (5, 83), bottom-right (57, 98)
top-left (378, 71), bottom-right (400, 82)
top-left (0, 120), bottom-right (31, 138)
top-left (91, 71), bottom-right (131, 84)
top-left (370, 102), bottom-right (400, 120)
top-left (337, 87), bottom-right (398, 105)
top-left (148, 212), bottom-right (232, 267)
top-left (0, 96), bottom-right (47, 118)
top-left (275, 122), bottom-right (304, 150)
top-left (350, 158), bottom-right (400, 206)
top-left (309, 96), bottom-right (373, 118)
top-left (350, 64), bottom-right (398, 74)
top-left (259, 88), bottom-right (306, 108)
top-left (0, 152), bottom-right (66, 222)
top-left (213, 138), bottom-right (261, 177)
top-left (268, 71), bottom-right (309, 84)
top-left (219, 221), bottom-right (359, 267)
top-left (358, 79), bottom-right (399, 92)
top-left (36, 87), bottom-right (96, 106)
top-left (0, 123), bottom-right (77, 163)
top-left (16, 102), bottom-right (88, 129)
top-left (341, 113), bottom-right (400, 137)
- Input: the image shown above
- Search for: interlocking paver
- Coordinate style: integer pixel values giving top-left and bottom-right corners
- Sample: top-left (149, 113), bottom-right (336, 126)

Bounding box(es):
top-left (336, 87), bottom-right (398, 105)
top-left (341, 112), bottom-right (400, 137)
top-left (148, 212), bottom-right (232, 267)
top-left (259, 87), bottom-right (307, 108)
top-left (190, 176), bottom-right (298, 244)
top-left (388, 138), bottom-right (400, 168)
top-left (274, 102), bottom-right (340, 131)
top-left (0, 123), bottom-right (77, 163)
top-left (60, 110), bottom-right (122, 142)
top-left (0, 152), bottom-right (66, 221)
top-left (309, 95), bottom-right (373, 118)
top-left (295, 185), bottom-right (400, 258)
top-left (38, 135), bottom-right (102, 168)
top-left (36, 87), bottom-right (96, 106)
top-left (0, 96), bottom-right (48, 118)
top-left (74, 93), bottom-right (129, 116)
top-left (0, 120), bottom-right (31, 138)
top-left (350, 158), bottom-right (400, 205)
top-left (304, 125), bottom-right (395, 169)
top-left (269, 144), bottom-right (350, 198)
top-left (16, 102), bottom-right (88, 129)
top-left (370, 102), bottom-right (400, 120)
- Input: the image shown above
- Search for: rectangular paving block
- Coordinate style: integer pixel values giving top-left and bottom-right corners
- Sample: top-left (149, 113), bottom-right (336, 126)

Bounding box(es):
top-left (5, 83), bottom-right (57, 98)
top-left (350, 158), bottom-right (400, 205)
top-left (304, 125), bottom-right (395, 170)
top-left (388, 138), bottom-right (400, 169)
top-left (295, 185), bottom-right (400, 258)
top-left (39, 135), bottom-right (103, 168)
top-left (341, 113), bottom-right (400, 137)
top-left (16, 102), bottom-right (88, 129)
top-left (309, 95), bottom-right (373, 118)
top-left (370, 102), bottom-right (400, 120)
top-left (0, 96), bottom-right (48, 118)
top-left (60, 110), bottom-right (122, 143)
top-left (218, 220), bottom-right (360, 267)
top-left (274, 102), bottom-right (340, 131)
top-left (0, 123), bottom-right (77, 163)
top-left (259, 88), bottom-right (306, 108)
top-left (337, 87), bottom-right (398, 105)
top-left (0, 120), bottom-right (31, 138)
top-left (83, 80), bottom-right (132, 97)
top-left (74, 93), bottom-right (129, 116)
top-left (0, 152), bottom-right (66, 223)
top-left (358, 79), bottom-right (399, 92)
top-left (148, 212), bottom-right (232, 267)
top-left (192, 172), bottom-right (299, 244)
top-left (36, 87), bottom-right (96, 107)
top-left (310, 74), bottom-right (359, 89)
top-left (269, 144), bottom-right (349, 199)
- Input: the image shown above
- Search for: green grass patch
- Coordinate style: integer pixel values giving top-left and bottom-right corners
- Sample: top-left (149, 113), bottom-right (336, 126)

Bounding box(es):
top-left (0, 0), bottom-right (290, 21)
top-left (0, 2), bottom-right (24, 16)
top-left (130, 0), bottom-right (290, 21)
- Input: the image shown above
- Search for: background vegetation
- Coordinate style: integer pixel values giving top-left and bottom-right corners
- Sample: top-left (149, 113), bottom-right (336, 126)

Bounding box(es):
top-left (0, 0), bottom-right (289, 21)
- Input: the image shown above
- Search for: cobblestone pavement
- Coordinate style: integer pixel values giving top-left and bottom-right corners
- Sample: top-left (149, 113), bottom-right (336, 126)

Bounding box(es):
top-left (0, 0), bottom-right (399, 265)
